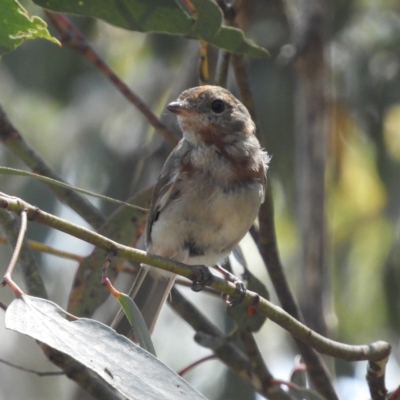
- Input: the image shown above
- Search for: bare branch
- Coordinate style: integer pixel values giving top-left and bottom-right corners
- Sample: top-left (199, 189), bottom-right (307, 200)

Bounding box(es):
top-left (45, 12), bottom-right (178, 146)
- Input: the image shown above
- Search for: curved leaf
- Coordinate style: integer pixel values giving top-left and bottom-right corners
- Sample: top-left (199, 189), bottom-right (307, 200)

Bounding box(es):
top-left (33, 0), bottom-right (268, 57)
top-left (6, 295), bottom-right (207, 400)
top-left (117, 292), bottom-right (156, 356)
top-left (35, 0), bottom-right (192, 34)
top-left (0, 0), bottom-right (59, 55)
top-left (190, 0), bottom-right (268, 57)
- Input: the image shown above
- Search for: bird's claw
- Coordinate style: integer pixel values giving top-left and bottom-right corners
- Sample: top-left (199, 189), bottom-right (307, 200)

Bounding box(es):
top-left (191, 265), bottom-right (213, 292)
top-left (225, 279), bottom-right (247, 306)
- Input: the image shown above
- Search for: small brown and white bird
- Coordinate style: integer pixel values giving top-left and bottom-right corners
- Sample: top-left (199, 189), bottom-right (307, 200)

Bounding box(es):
top-left (124, 85), bottom-right (269, 333)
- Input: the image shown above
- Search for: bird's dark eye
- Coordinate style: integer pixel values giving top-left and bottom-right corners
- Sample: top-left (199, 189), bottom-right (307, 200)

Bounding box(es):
top-left (211, 99), bottom-right (225, 114)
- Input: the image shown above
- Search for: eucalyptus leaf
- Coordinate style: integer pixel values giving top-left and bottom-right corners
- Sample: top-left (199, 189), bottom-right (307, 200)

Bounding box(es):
top-left (117, 292), bottom-right (156, 357)
top-left (32, 0), bottom-right (268, 57)
top-left (6, 295), bottom-right (208, 400)
top-left (0, 0), bottom-right (59, 55)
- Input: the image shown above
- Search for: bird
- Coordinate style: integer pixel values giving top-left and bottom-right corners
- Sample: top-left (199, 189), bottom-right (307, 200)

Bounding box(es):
top-left (119, 85), bottom-right (269, 334)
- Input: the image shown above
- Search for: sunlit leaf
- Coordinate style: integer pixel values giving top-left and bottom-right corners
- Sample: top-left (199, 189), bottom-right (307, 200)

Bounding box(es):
top-left (6, 295), bottom-right (207, 400)
top-left (0, 0), bottom-right (59, 55)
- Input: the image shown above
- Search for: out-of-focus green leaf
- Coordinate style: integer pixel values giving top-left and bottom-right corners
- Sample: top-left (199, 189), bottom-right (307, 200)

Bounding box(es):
top-left (227, 268), bottom-right (269, 332)
top-left (33, 0), bottom-right (268, 57)
top-left (190, 0), bottom-right (222, 41)
top-left (35, 0), bottom-right (192, 34)
top-left (6, 295), bottom-right (208, 400)
top-left (117, 292), bottom-right (156, 356)
top-left (0, 0), bottom-right (59, 55)
top-left (68, 187), bottom-right (152, 317)
top-left (190, 0), bottom-right (268, 57)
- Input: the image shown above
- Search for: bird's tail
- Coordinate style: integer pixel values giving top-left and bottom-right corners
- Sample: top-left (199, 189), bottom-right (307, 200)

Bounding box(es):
top-left (112, 266), bottom-right (175, 337)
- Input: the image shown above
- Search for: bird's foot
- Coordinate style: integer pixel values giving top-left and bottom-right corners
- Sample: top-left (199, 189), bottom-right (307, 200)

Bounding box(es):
top-left (191, 265), bottom-right (213, 292)
top-left (214, 265), bottom-right (247, 306)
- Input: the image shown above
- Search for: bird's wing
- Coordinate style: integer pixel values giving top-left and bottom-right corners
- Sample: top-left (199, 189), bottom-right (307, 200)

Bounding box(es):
top-left (145, 143), bottom-right (184, 248)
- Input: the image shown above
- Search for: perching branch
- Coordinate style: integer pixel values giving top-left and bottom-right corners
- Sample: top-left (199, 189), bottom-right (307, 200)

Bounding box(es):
top-left (0, 193), bottom-right (391, 365)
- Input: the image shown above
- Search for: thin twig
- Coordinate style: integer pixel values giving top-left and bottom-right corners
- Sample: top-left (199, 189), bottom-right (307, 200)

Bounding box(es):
top-left (178, 354), bottom-right (217, 376)
top-left (0, 208), bottom-right (27, 296)
top-left (0, 236), bottom-right (83, 262)
top-left (0, 193), bottom-right (391, 364)
top-left (45, 12), bottom-right (178, 146)
top-left (199, 41), bottom-right (210, 85)
top-left (216, 51), bottom-right (230, 87)
top-left (239, 332), bottom-right (275, 394)
top-left (181, 0), bottom-right (209, 85)
top-left (231, 54), bottom-right (257, 124)
top-left (388, 385), bottom-right (400, 400)
top-left (0, 358), bottom-right (64, 377)
top-left (101, 251), bottom-right (120, 297)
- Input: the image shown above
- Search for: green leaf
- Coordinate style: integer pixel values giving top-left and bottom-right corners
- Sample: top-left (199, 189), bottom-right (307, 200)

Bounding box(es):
top-left (34, 0), bottom-right (192, 34)
top-left (190, 0), bottom-right (268, 57)
top-left (190, 0), bottom-right (222, 41)
top-left (6, 295), bottom-right (208, 400)
top-left (211, 26), bottom-right (268, 58)
top-left (117, 292), bottom-right (156, 356)
top-left (32, 0), bottom-right (268, 57)
top-left (0, 0), bottom-right (60, 55)
top-left (68, 187), bottom-right (151, 317)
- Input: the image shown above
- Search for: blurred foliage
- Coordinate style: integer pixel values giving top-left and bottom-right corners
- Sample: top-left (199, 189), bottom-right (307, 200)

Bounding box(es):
top-left (0, 0), bottom-right (400, 399)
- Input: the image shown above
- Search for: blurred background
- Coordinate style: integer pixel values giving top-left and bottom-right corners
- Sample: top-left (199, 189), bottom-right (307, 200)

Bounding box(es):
top-left (0, 0), bottom-right (400, 399)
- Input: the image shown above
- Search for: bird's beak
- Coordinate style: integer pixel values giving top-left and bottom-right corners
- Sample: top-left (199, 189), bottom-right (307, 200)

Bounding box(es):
top-left (167, 101), bottom-right (189, 115)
